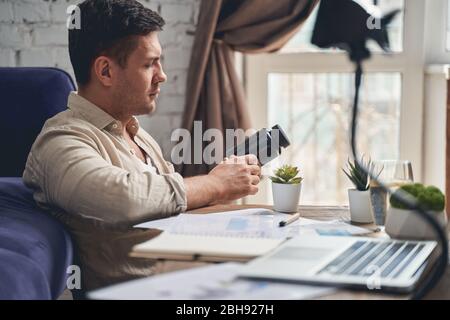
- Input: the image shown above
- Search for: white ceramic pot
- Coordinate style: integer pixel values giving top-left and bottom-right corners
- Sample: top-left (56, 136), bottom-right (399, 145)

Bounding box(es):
top-left (348, 189), bottom-right (373, 224)
top-left (272, 182), bottom-right (301, 213)
top-left (385, 207), bottom-right (448, 240)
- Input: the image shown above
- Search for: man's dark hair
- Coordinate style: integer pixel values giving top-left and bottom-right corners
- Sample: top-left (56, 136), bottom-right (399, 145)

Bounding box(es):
top-left (69, 0), bottom-right (165, 85)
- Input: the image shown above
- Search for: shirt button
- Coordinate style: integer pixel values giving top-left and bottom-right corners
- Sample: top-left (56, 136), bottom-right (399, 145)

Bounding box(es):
top-left (112, 124), bottom-right (118, 129)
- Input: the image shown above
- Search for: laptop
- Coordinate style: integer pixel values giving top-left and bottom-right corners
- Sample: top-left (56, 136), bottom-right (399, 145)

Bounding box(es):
top-left (238, 235), bottom-right (437, 293)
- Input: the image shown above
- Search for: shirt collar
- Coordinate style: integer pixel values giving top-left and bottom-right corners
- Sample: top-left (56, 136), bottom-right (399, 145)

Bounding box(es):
top-left (67, 92), bottom-right (141, 137)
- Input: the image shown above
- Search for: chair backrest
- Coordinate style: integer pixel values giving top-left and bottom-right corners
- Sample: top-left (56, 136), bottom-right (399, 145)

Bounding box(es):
top-left (0, 177), bottom-right (74, 299)
top-left (0, 67), bottom-right (75, 177)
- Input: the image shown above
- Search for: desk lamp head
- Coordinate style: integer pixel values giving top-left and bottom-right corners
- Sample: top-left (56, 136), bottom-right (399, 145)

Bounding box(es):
top-left (311, 0), bottom-right (400, 62)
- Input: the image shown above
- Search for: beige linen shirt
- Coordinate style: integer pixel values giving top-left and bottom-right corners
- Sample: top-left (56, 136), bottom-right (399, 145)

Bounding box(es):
top-left (23, 92), bottom-right (187, 290)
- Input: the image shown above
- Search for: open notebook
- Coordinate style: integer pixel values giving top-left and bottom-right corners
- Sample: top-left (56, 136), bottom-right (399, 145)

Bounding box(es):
top-left (131, 233), bottom-right (285, 262)
top-left (131, 208), bottom-right (290, 262)
top-left (131, 208), bottom-right (371, 263)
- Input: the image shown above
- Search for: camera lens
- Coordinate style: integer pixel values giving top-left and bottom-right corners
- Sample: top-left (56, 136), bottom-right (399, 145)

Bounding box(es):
top-left (271, 125), bottom-right (290, 149)
top-left (227, 124), bottom-right (291, 165)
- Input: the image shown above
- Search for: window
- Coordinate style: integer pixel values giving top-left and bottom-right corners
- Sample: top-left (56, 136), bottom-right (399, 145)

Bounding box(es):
top-left (268, 72), bottom-right (401, 205)
top-left (245, 0), bottom-right (434, 206)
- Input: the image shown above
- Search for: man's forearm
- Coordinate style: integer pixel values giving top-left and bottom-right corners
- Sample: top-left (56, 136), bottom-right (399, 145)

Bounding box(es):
top-left (184, 175), bottom-right (221, 210)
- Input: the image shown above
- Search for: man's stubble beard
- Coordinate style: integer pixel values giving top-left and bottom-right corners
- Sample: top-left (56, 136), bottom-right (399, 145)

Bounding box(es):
top-left (113, 89), bottom-right (157, 118)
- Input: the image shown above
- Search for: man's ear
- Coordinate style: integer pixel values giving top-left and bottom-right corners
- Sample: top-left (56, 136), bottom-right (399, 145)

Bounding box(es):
top-left (93, 56), bottom-right (114, 87)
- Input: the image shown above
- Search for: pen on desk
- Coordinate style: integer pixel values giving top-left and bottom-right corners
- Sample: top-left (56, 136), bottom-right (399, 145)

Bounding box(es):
top-left (279, 212), bottom-right (300, 227)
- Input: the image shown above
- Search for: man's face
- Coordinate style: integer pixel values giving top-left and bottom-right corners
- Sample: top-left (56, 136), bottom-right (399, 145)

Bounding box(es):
top-left (112, 32), bottom-right (167, 117)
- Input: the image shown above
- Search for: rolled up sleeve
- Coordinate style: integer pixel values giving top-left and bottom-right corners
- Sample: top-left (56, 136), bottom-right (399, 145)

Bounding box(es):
top-left (23, 127), bottom-right (187, 227)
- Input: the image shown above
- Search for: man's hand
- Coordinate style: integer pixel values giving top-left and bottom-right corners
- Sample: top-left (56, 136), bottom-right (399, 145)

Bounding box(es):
top-left (208, 155), bottom-right (261, 201)
top-left (184, 154), bottom-right (261, 210)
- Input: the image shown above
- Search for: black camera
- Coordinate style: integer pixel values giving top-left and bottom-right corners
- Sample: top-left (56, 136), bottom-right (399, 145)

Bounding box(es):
top-left (226, 125), bottom-right (290, 165)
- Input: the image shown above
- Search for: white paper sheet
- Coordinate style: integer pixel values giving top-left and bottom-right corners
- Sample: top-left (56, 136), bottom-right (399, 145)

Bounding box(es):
top-left (135, 208), bottom-right (280, 232)
top-left (135, 208), bottom-right (371, 239)
top-left (88, 262), bottom-right (335, 300)
top-left (297, 219), bottom-right (374, 237)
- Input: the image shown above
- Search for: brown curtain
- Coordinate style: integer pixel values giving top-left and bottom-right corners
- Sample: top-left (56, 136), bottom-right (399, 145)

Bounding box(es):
top-left (180, 0), bottom-right (319, 176)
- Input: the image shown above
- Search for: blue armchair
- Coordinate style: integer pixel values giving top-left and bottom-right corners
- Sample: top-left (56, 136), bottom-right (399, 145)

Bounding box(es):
top-left (0, 67), bottom-right (75, 299)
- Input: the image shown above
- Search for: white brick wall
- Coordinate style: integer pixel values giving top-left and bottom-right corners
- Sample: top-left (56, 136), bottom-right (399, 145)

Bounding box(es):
top-left (32, 25), bottom-right (69, 46)
top-left (13, 1), bottom-right (50, 23)
top-left (0, 0), bottom-right (201, 159)
top-left (0, 25), bottom-right (32, 48)
top-left (20, 47), bottom-right (55, 67)
top-left (0, 1), bottom-right (14, 22)
top-left (0, 48), bottom-right (14, 65)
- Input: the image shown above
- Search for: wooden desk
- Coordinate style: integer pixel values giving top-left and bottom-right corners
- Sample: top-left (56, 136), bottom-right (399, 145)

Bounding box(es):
top-left (156, 204), bottom-right (450, 300)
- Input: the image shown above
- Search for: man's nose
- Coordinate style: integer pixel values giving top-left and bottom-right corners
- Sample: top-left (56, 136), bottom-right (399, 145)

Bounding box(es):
top-left (155, 67), bottom-right (167, 84)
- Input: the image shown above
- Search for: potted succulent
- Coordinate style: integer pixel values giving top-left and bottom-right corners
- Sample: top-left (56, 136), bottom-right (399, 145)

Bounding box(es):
top-left (270, 165), bottom-right (303, 213)
top-left (385, 183), bottom-right (448, 240)
top-left (342, 157), bottom-right (375, 224)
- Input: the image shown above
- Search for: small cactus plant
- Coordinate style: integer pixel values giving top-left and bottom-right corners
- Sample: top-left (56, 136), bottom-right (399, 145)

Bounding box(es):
top-left (342, 156), bottom-right (377, 191)
top-left (270, 165), bottom-right (303, 184)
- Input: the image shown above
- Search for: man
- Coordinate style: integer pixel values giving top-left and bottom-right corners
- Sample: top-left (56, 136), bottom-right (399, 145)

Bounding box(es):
top-left (23, 0), bottom-right (260, 291)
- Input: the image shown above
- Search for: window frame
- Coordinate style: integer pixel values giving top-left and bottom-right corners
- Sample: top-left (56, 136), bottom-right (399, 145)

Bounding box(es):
top-left (424, 0), bottom-right (450, 59)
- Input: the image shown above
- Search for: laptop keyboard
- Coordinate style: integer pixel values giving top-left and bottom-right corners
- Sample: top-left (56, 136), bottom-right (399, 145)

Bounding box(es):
top-left (318, 240), bottom-right (426, 279)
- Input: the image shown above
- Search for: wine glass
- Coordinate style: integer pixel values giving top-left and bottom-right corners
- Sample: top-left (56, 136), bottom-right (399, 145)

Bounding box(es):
top-left (369, 160), bottom-right (414, 226)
